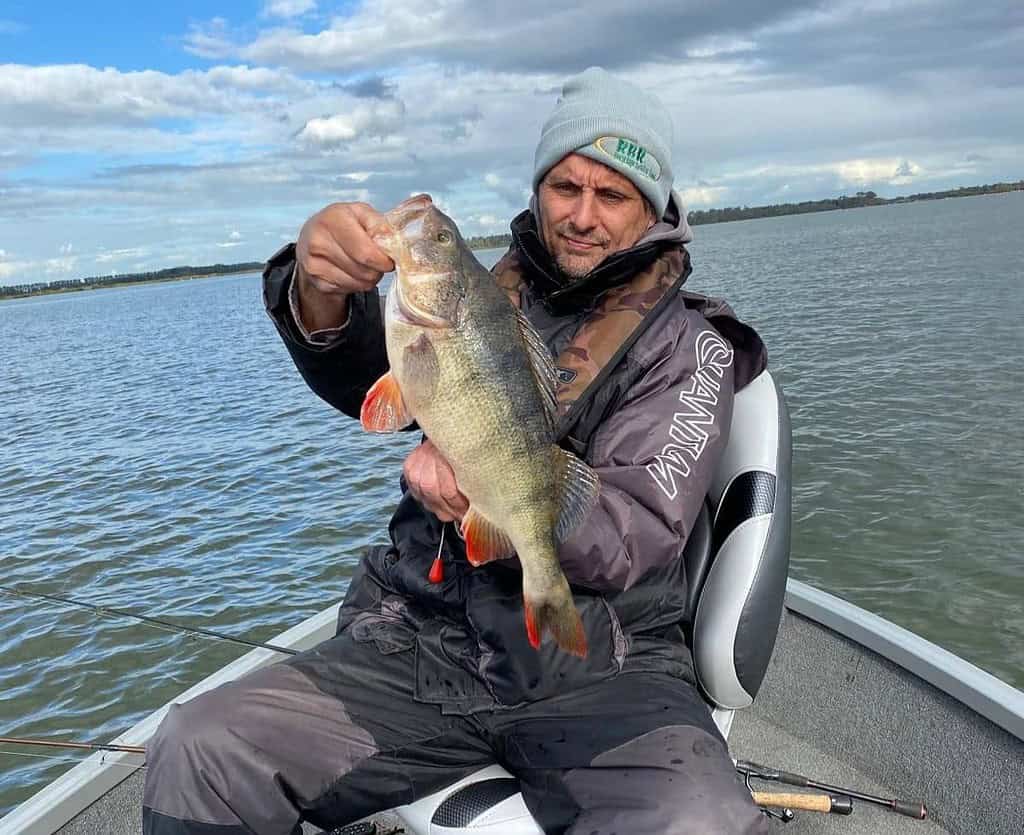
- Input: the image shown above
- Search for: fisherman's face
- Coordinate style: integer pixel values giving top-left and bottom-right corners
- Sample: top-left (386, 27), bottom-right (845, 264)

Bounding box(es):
top-left (537, 153), bottom-right (656, 279)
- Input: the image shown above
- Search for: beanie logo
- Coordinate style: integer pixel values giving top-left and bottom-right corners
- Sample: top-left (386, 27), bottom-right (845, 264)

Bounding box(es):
top-left (594, 136), bottom-right (661, 182)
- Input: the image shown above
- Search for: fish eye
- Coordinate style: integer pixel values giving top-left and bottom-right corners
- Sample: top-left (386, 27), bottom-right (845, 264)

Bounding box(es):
top-left (436, 230), bottom-right (452, 244)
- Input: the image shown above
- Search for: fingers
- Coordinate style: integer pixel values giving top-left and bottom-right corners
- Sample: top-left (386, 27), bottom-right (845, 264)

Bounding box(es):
top-left (404, 441), bottom-right (468, 523)
top-left (347, 203), bottom-right (399, 273)
top-left (296, 202), bottom-right (396, 296)
top-left (436, 463), bottom-right (470, 520)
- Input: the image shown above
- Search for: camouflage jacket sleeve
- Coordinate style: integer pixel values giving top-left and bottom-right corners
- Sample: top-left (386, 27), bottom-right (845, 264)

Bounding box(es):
top-left (262, 243), bottom-right (388, 420)
top-left (557, 307), bottom-right (736, 592)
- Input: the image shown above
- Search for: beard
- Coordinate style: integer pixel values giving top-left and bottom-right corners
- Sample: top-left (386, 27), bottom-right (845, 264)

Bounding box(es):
top-left (550, 223), bottom-right (609, 280)
top-left (554, 251), bottom-right (597, 279)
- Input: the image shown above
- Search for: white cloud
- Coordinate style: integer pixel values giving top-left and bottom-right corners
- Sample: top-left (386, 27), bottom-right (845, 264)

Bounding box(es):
top-left (481, 170), bottom-right (531, 208)
top-left (263, 0), bottom-right (317, 17)
top-left (95, 247), bottom-right (147, 263)
top-left (891, 159), bottom-right (922, 185)
top-left (678, 186), bottom-right (728, 208)
top-left (0, 63), bottom-right (308, 130)
top-left (468, 213), bottom-right (502, 231)
top-left (48, 255), bottom-right (76, 272)
top-left (183, 18), bottom-right (235, 60)
top-left (834, 158), bottom-right (922, 187)
top-left (297, 99), bottom-right (405, 147)
top-left (686, 36), bottom-right (757, 60)
top-left (0, 253), bottom-right (78, 281)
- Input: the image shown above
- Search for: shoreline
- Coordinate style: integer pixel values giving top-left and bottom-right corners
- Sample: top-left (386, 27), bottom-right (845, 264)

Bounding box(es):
top-left (1, 265), bottom-right (265, 302)
top-left (14, 268), bottom-right (261, 297)
top-left (3, 182), bottom-right (1020, 301)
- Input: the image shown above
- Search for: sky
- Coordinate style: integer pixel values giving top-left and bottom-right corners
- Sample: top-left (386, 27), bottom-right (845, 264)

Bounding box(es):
top-left (1, 0), bottom-right (1021, 285)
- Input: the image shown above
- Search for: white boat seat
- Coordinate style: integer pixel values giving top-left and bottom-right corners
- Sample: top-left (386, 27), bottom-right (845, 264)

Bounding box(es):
top-left (691, 369), bottom-right (792, 711)
top-left (385, 369), bottom-right (792, 835)
top-left (389, 765), bottom-right (544, 835)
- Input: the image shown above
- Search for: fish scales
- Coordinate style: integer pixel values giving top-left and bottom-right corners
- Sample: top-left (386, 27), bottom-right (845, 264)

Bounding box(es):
top-left (400, 291), bottom-right (553, 520)
top-left (360, 195), bottom-right (600, 657)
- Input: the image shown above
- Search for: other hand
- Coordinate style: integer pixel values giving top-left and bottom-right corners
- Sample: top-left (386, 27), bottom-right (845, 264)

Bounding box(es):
top-left (293, 202), bottom-right (397, 331)
top-left (404, 440), bottom-right (469, 523)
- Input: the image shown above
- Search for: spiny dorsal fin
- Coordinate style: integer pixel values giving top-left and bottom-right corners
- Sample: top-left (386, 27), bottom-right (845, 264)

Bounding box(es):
top-left (515, 307), bottom-right (558, 433)
top-left (552, 446), bottom-right (601, 541)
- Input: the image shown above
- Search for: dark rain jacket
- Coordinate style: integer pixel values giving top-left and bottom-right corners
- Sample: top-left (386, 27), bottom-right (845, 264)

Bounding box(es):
top-left (262, 197), bottom-right (767, 713)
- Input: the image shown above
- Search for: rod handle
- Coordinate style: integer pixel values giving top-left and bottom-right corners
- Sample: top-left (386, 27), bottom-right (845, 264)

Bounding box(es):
top-left (753, 791), bottom-right (847, 814)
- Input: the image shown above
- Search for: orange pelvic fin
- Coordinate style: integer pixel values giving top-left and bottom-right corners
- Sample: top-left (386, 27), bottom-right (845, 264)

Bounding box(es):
top-left (360, 372), bottom-right (414, 433)
top-left (523, 596), bottom-right (588, 658)
top-left (461, 507), bottom-right (515, 566)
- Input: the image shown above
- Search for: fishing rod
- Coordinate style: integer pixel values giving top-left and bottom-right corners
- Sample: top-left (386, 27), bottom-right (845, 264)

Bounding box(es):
top-left (0, 736), bottom-right (145, 755)
top-left (0, 585), bottom-right (298, 656)
top-left (736, 759), bottom-right (927, 820)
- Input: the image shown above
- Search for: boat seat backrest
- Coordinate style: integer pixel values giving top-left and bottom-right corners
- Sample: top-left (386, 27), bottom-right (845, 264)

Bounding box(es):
top-left (686, 369), bottom-right (792, 710)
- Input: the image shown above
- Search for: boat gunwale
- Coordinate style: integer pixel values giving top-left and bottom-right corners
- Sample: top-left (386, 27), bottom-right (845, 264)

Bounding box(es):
top-left (3, 583), bottom-right (1023, 833)
top-left (786, 579), bottom-right (1024, 741)
top-left (0, 605), bottom-right (342, 835)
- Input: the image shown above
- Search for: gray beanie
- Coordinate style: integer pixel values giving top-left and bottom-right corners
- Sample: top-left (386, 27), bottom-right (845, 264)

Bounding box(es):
top-left (532, 67), bottom-right (674, 219)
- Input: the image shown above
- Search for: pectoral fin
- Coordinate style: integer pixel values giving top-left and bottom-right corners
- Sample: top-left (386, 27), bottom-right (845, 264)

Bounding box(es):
top-left (461, 506), bottom-right (516, 566)
top-left (360, 371), bottom-right (414, 432)
top-left (553, 447), bottom-right (601, 541)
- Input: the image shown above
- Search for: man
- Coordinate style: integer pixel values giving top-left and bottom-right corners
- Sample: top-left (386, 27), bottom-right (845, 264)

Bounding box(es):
top-left (143, 67), bottom-right (770, 835)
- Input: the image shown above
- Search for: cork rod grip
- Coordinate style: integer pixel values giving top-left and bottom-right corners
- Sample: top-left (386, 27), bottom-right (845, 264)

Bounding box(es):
top-left (753, 791), bottom-right (833, 812)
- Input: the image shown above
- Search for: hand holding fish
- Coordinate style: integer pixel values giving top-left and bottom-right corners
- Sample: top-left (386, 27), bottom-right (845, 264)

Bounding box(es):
top-left (404, 440), bottom-right (469, 523)
top-left (294, 201), bottom-right (396, 332)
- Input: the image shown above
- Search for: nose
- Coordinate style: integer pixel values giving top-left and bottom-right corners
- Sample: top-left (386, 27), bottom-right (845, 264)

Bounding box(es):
top-left (571, 191), bottom-right (598, 232)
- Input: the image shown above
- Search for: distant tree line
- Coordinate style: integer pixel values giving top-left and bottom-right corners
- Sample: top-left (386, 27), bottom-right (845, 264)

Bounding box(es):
top-left (3, 180), bottom-right (1020, 300)
top-left (464, 180), bottom-right (1024, 248)
top-left (0, 262), bottom-right (264, 300)
top-left (465, 234), bottom-right (514, 250)
top-left (686, 180), bottom-right (1024, 226)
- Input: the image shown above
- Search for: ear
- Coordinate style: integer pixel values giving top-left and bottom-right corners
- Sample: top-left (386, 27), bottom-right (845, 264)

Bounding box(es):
top-left (646, 198), bottom-right (658, 226)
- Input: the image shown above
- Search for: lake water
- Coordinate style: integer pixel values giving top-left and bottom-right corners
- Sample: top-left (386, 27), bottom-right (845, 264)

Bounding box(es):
top-left (1, 192), bottom-right (1022, 814)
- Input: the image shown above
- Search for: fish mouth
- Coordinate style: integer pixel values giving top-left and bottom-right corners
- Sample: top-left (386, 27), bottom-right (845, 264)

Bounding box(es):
top-left (371, 194), bottom-right (434, 258)
top-left (377, 194), bottom-right (453, 330)
top-left (386, 193), bottom-right (433, 230)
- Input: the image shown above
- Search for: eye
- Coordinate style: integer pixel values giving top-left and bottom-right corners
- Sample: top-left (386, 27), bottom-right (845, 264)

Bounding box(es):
top-left (436, 230), bottom-right (452, 244)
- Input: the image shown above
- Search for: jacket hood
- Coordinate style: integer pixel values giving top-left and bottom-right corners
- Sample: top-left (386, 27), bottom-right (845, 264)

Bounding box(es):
top-left (512, 190), bottom-right (693, 315)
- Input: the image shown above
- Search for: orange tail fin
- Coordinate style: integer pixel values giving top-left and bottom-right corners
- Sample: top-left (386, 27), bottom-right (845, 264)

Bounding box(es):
top-left (524, 593), bottom-right (587, 658)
